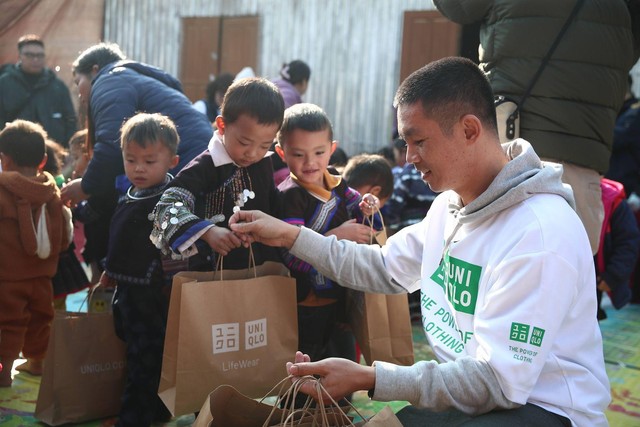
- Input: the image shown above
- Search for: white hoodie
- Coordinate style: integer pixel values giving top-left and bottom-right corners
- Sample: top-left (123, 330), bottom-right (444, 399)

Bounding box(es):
top-left (290, 140), bottom-right (610, 426)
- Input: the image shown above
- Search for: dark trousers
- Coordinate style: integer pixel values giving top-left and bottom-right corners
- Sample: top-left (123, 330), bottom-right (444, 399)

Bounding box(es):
top-left (112, 283), bottom-right (172, 427)
top-left (288, 303), bottom-right (340, 409)
top-left (297, 303), bottom-right (339, 362)
top-left (396, 403), bottom-right (572, 427)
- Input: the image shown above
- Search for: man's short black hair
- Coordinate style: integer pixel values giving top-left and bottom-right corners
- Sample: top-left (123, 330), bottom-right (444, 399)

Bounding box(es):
top-left (394, 57), bottom-right (497, 136)
top-left (17, 34), bottom-right (44, 51)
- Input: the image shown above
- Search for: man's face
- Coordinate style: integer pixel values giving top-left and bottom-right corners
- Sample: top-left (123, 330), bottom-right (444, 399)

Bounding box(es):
top-left (19, 43), bottom-right (46, 75)
top-left (398, 102), bottom-right (467, 195)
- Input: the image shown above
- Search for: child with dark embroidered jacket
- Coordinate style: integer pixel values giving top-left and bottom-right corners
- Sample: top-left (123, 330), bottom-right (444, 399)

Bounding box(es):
top-left (151, 77), bottom-right (285, 270)
top-left (274, 103), bottom-right (380, 362)
top-left (100, 113), bottom-right (179, 426)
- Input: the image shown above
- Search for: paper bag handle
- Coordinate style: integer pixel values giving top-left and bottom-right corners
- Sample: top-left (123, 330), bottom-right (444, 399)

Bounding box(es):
top-left (78, 283), bottom-right (108, 313)
top-left (261, 374), bottom-right (366, 426)
top-left (215, 243), bottom-right (257, 281)
top-left (363, 204), bottom-right (386, 245)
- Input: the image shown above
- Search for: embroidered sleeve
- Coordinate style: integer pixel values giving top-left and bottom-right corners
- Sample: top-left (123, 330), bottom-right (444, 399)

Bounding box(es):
top-left (279, 188), bottom-right (315, 273)
top-left (150, 186), bottom-right (211, 257)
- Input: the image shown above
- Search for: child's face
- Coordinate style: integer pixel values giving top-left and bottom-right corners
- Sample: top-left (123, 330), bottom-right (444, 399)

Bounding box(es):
top-left (217, 114), bottom-right (279, 168)
top-left (277, 129), bottom-right (336, 187)
top-left (122, 141), bottom-right (179, 190)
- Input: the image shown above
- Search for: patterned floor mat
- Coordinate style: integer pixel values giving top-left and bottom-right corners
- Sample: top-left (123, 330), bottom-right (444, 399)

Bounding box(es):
top-left (1, 294), bottom-right (638, 426)
top-left (600, 300), bottom-right (640, 426)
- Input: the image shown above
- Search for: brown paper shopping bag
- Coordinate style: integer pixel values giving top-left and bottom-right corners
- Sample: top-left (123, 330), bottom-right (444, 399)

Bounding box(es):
top-left (193, 383), bottom-right (286, 427)
top-left (348, 212), bottom-right (414, 366)
top-left (159, 261), bottom-right (298, 416)
top-left (194, 375), bottom-right (402, 427)
top-left (35, 310), bottom-right (126, 425)
top-left (347, 291), bottom-right (414, 365)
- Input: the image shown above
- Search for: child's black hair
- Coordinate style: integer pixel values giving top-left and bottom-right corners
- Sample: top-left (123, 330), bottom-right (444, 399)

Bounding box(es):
top-left (276, 103), bottom-right (333, 146)
top-left (342, 153), bottom-right (394, 200)
top-left (206, 73), bottom-right (234, 106)
top-left (43, 139), bottom-right (67, 175)
top-left (221, 77), bottom-right (285, 127)
top-left (0, 120), bottom-right (47, 167)
top-left (279, 60), bottom-right (311, 85)
top-left (120, 113), bottom-right (179, 155)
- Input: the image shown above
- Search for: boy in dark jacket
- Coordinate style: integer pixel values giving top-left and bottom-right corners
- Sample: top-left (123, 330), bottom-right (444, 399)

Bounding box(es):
top-left (151, 77), bottom-right (285, 271)
top-left (100, 113), bottom-right (180, 426)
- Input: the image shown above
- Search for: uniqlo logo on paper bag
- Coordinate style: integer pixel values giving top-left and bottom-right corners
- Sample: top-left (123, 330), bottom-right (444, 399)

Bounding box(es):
top-left (211, 318), bottom-right (267, 354)
top-left (212, 323), bottom-right (240, 354)
top-left (245, 318), bottom-right (267, 349)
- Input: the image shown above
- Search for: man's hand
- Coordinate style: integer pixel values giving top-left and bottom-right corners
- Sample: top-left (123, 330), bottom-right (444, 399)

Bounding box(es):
top-left (285, 351), bottom-right (376, 404)
top-left (228, 210), bottom-right (301, 249)
top-left (200, 226), bottom-right (243, 256)
top-left (61, 178), bottom-right (88, 207)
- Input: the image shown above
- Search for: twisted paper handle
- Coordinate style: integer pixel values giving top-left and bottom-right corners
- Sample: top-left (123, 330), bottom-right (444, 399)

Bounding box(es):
top-left (261, 374), bottom-right (366, 426)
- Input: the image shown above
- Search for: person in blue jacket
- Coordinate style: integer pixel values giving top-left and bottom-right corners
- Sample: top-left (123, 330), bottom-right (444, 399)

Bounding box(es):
top-left (60, 42), bottom-right (212, 279)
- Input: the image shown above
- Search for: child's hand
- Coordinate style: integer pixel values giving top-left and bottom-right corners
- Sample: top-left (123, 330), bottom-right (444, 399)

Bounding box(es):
top-left (201, 226), bottom-right (243, 256)
top-left (359, 193), bottom-right (379, 217)
top-left (597, 278), bottom-right (612, 293)
top-left (98, 272), bottom-right (117, 288)
top-left (326, 219), bottom-right (373, 244)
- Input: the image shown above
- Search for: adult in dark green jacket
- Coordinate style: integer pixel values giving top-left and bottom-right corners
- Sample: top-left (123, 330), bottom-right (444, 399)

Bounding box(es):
top-left (434, 0), bottom-right (638, 254)
top-left (0, 35), bottom-right (77, 146)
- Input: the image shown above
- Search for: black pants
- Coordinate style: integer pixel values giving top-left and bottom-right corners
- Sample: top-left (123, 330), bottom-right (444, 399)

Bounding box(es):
top-left (112, 283), bottom-right (172, 427)
top-left (297, 303), bottom-right (339, 362)
top-left (396, 403), bottom-right (572, 427)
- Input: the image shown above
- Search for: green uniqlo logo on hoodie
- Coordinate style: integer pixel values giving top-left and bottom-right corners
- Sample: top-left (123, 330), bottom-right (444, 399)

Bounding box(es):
top-left (430, 254), bottom-right (481, 315)
top-left (530, 327), bottom-right (545, 347)
top-left (510, 322), bottom-right (530, 343)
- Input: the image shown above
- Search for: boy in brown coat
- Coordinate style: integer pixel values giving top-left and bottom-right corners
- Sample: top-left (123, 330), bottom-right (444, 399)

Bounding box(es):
top-left (0, 120), bottom-right (72, 386)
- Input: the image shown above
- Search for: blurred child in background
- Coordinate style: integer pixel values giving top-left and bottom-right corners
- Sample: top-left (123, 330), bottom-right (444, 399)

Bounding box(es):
top-left (0, 120), bottom-right (72, 386)
top-left (42, 139), bottom-right (90, 311)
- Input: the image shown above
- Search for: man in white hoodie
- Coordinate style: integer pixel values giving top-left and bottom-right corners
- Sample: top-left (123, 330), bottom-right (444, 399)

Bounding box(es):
top-left (229, 57), bottom-right (610, 426)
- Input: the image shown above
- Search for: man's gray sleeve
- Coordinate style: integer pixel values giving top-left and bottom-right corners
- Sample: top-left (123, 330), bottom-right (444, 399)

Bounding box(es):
top-left (374, 357), bottom-right (520, 415)
top-left (289, 227), bottom-right (407, 294)
top-left (290, 227), bottom-right (518, 413)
